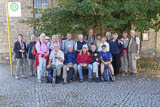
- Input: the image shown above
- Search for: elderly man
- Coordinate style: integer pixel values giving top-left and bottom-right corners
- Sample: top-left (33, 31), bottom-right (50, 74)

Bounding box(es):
top-left (49, 43), bottom-right (64, 83)
top-left (27, 34), bottom-right (36, 76)
top-left (96, 34), bottom-right (102, 49)
top-left (84, 29), bottom-right (97, 50)
top-left (75, 34), bottom-right (86, 53)
top-left (49, 35), bottom-right (58, 50)
top-left (109, 33), bottom-right (123, 75)
top-left (63, 45), bottom-right (77, 84)
top-left (14, 34), bottom-right (27, 79)
top-left (106, 32), bottom-right (112, 42)
top-left (120, 32), bottom-right (129, 74)
top-left (62, 33), bottom-right (75, 54)
top-left (128, 30), bottom-right (140, 74)
top-left (77, 44), bottom-right (92, 82)
top-left (35, 33), bottom-right (49, 83)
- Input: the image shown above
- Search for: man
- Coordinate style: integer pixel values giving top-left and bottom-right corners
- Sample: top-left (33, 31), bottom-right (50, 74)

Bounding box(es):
top-left (106, 32), bottom-right (112, 43)
top-left (128, 30), bottom-right (140, 74)
top-left (14, 34), bottom-right (27, 80)
top-left (98, 37), bottom-right (110, 52)
top-left (49, 35), bottom-right (58, 51)
top-left (63, 45), bottom-right (77, 84)
top-left (84, 29), bottom-right (97, 50)
top-left (45, 36), bottom-right (51, 48)
top-left (27, 34), bottom-right (36, 76)
top-left (120, 32), bottom-right (129, 74)
top-left (49, 43), bottom-right (64, 83)
top-left (99, 45), bottom-right (115, 81)
top-left (90, 44), bottom-right (100, 82)
top-left (62, 33), bottom-right (75, 54)
top-left (77, 44), bottom-right (92, 82)
top-left (75, 34), bottom-right (86, 53)
top-left (96, 34), bottom-right (102, 49)
top-left (109, 33), bottom-right (123, 75)
top-left (35, 33), bottom-right (49, 83)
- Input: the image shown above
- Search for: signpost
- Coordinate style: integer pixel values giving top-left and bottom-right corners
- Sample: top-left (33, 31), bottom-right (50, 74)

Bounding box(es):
top-left (6, 2), bottom-right (21, 76)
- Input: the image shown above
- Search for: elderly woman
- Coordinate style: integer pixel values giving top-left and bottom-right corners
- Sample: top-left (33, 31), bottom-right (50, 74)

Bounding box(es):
top-left (75, 34), bottom-right (86, 53)
top-left (27, 34), bottom-right (36, 76)
top-left (98, 37), bottom-right (110, 52)
top-left (106, 32), bottom-right (112, 42)
top-left (77, 44), bottom-right (92, 82)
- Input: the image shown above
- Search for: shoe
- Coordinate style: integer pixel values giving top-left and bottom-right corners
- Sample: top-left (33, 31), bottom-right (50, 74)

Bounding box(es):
top-left (21, 75), bottom-right (27, 79)
top-left (88, 78), bottom-right (92, 82)
top-left (38, 79), bottom-right (42, 83)
top-left (63, 81), bottom-right (67, 85)
top-left (112, 75), bottom-right (115, 81)
top-left (100, 76), bottom-right (104, 81)
top-left (15, 76), bottom-right (19, 80)
top-left (79, 79), bottom-right (83, 83)
top-left (95, 78), bottom-right (100, 83)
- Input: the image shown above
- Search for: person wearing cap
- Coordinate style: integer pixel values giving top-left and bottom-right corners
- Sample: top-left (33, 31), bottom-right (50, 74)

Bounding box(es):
top-left (45, 36), bottom-right (51, 49)
top-left (13, 34), bottom-right (27, 80)
top-left (109, 33), bottom-right (123, 75)
top-left (27, 34), bottom-right (36, 76)
top-left (90, 44), bottom-right (100, 82)
top-left (98, 37), bottom-right (110, 52)
top-left (77, 44), bottom-right (92, 82)
top-left (48, 43), bottom-right (64, 83)
top-left (63, 45), bottom-right (77, 84)
top-left (99, 45), bottom-right (115, 81)
top-left (62, 33), bottom-right (75, 54)
top-left (35, 33), bottom-right (49, 83)
top-left (75, 34), bottom-right (86, 53)
top-left (84, 29), bottom-right (97, 51)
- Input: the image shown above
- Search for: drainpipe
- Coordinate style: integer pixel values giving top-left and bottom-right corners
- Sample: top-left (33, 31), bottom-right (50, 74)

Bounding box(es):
top-left (155, 31), bottom-right (159, 57)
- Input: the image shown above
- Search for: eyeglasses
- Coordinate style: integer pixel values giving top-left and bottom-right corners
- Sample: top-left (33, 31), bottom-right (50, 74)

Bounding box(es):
top-left (46, 39), bottom-right (50, 40)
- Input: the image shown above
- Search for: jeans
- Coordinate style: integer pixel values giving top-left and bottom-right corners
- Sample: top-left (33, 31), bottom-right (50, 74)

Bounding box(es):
top-left (78, 64), bottom-right (92, 79)
top-left (37, 55), bottom-right (46, 80)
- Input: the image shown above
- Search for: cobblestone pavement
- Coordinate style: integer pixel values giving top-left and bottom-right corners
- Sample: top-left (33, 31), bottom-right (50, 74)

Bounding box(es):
top-left (0, 63), bottom-right (160, 107)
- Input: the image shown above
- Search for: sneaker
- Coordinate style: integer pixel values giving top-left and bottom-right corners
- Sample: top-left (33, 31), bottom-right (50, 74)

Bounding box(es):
top-left (79, 79), bottom-right (83, 83)
top-left (88, 78), bottom-right (92, 82)
top-left (38, 79), bottom-right (42, 83)
top-left (95, 78), bottom-right (100, 83)
top-left (63, 81), bottom-right (67, 85)
top-left (100, 76), bottom-right (104, 81)
top-left (21, 75), bottom-right (27, 79)
top-left (15, 76), bottom-right (19, 80)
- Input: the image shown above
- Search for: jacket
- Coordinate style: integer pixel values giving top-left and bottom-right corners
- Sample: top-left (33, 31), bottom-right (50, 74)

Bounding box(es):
top-left (77, 51), bottom-right (92, 64)
top-left (27, 41), bottom-right (36, 59)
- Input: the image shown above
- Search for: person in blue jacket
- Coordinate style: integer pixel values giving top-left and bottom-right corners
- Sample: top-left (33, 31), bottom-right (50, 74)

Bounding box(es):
top-left (109, 33), bottom-right (123, 75)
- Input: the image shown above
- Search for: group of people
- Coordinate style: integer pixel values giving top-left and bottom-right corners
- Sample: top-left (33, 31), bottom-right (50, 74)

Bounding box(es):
top-left (13, 29), bottom-right (140, 84)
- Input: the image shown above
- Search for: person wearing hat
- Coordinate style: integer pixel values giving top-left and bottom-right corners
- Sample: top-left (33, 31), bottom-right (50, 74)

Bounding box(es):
top-left (27, 34), bottom-right (36, 76)
top-left (99, 45), bottom-right (115, 81)
top-left (77, 44), bottom-right (92, 82)
top-left (45, 36), bottom-right (51, 49)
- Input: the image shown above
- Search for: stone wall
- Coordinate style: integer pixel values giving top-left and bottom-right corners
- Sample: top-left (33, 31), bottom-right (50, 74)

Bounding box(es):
top-left (0, 0), bottom-right (33, 62)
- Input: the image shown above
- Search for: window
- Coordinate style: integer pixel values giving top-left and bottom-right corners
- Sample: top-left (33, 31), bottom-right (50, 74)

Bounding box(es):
top-left (34, 0), bottom-right (49, 18)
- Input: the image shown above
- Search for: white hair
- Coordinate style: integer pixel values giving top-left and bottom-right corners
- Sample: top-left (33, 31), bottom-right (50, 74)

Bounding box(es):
top-left (67, 45), bottom-right (73, 48)
top-left (31, 34), bottom-right (35, 39)
top-left (52, 34), bottom-right (57, 39)
top-left (106, 32), bottom-right (111, 36)
top-left (78, 34), bottom-right (83, 38)
top-left (130, 30), bottom-right (135, 33)
top-left (40, 33), bottom-right (46, 38)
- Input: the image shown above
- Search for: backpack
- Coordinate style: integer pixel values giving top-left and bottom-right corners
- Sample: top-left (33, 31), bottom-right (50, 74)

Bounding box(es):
top-left (67, 67), bottom-right (75, 82)
top-left (32, 41), bottom-right (41, 55)
top-left (103, 65), bottom-right (112, 81)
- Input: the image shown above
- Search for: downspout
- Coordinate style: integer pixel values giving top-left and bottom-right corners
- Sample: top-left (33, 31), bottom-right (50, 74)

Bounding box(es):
top-left (155, 31), bottom-right (159, 57)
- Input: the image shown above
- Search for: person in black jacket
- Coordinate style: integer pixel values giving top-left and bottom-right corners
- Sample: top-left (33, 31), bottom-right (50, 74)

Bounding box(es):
top-left (13, 34), bottom-right (27, 79)
top-left (90, 44), bottom-right (100, 82)
top-left (27, 35), bottom-right (36, 76)
top-left (109, 33), bottom-right (123, 75)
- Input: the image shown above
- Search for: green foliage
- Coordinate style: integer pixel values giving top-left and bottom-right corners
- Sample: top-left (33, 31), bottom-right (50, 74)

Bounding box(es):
top-left (20, 0), bottom-right (160, 36)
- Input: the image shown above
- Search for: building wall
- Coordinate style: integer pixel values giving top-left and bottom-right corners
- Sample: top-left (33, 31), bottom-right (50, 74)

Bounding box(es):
top-left (0, 0), bottom-right (33, 62)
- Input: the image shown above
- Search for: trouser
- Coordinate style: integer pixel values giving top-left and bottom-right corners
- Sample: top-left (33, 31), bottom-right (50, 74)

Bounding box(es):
top-left (112, 54), bottom-right (120, 75)
top-left (100, 63), bottom-right (114, 75)
top-left (78, 64), bottom-right (92, 79)
top-left (121, 53), bottom-right (128, 73)
top-left (63, 64), bottom-right (77, 81)
top-left (37, 56), bottom-right (46, 80)
top-left (52, 64), bottom-right (63, 77)
top-left (129, 53), bottom-right (137, 73)
top-left (15, 58), bottom-right (24, 77)
top-left (28, 59), bottom-right (36, 75)
top-left (92, 62), bottom-right (99, 78)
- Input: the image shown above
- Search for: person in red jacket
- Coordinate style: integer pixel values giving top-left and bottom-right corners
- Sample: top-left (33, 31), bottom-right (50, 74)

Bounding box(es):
top-left (77, 44), bottom-right (92, 82)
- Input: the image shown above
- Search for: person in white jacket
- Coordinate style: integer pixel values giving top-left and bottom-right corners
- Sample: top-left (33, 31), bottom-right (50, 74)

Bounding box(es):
top-left (98, 37), bottom-right (110, 52)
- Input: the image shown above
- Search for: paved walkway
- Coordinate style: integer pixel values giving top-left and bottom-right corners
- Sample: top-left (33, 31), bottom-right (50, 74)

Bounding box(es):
top-left (0, 63), bottom-right (160, 107)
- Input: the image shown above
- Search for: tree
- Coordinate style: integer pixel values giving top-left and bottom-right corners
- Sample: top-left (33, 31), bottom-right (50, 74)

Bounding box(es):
top-left (20, 0), bottom-right (160, 37)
